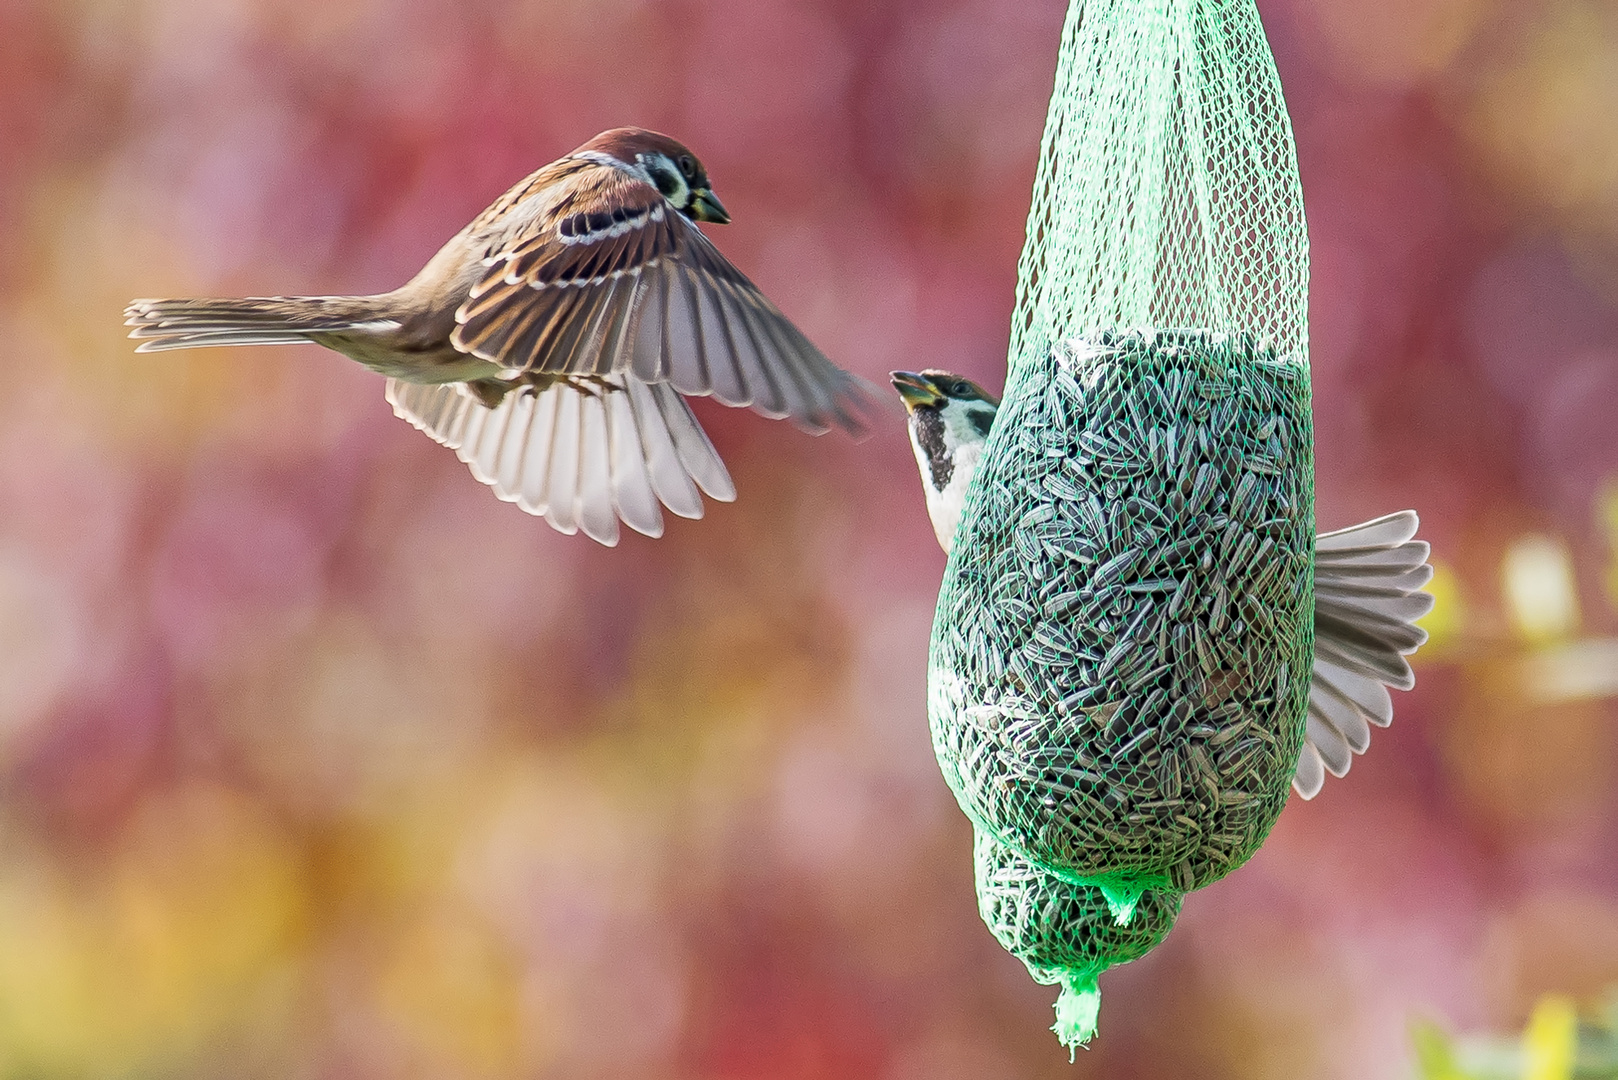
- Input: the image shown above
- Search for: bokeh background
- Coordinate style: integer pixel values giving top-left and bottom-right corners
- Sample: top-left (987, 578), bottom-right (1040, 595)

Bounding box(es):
top-left (1, 0), bottom-right (1616, 1076)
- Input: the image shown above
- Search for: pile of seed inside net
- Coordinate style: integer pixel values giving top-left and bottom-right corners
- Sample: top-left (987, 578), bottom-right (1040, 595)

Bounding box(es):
top-left (929, 327), bottom-right (1315, 1045)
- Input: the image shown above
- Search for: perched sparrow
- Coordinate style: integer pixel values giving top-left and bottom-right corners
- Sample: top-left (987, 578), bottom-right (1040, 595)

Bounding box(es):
top-left (892, 369), bottom-right (1435, 799)
top-left (126, 127), bottom-right (871, 546)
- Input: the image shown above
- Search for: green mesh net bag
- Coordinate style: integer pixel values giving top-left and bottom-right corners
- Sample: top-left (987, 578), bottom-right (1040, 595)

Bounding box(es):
top-left (927, 0), bottom-right (1313, 1049)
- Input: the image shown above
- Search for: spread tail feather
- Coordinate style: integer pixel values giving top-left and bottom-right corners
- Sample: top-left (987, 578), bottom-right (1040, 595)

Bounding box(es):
top-left (1294, 510), bottom-right (1435, 799)
top-left (124, 296), bottom-right (391, 352)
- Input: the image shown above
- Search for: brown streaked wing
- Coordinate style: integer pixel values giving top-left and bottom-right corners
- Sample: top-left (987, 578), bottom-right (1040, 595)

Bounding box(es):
top-left (683, 263), bottom-right (749, 407)
top-left (710, 277), bottom-right (789, 418)
top-left (629, 260), bottom-right (674, 385)
top-left (457, 277), bottom-right (573, 366)
top-left (450, 166), bottom-right (868, 434)
top-left (453, 166), bottom-right (682, 375)
top-left (541, 275), bottom-right (617, 377)
top-left (593, 272), bottom-right (643, 377)
top-left (462, 156), bottom-right (588, 239)
top-left (670, 225), bottom-right (861, 433)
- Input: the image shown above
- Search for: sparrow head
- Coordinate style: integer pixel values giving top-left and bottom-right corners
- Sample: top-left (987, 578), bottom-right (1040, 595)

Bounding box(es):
top-left (575, 127), bottom-right (730, 224)
top-left (890, 370), bottom-right (1001, 553)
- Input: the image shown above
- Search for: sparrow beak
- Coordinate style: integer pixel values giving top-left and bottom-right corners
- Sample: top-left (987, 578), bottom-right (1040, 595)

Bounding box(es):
top-left (690, 188), bottom-right (730, 224)
top-left (890, 371), bottom-right (942, 413)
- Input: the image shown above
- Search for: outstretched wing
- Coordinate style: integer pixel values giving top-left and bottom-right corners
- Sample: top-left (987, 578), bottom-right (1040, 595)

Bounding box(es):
top-left (1293, 510), bottom-right (1435, 798)
top-left (386, 376), bottom-right (735, 547)
top-left (449, 164), bottom-right (869, 435)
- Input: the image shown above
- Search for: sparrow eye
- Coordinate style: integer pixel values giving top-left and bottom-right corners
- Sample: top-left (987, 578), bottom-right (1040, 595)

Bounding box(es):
top-left (677, 154), bottom-right (697, 179)
top-left (953, 381), bottom-right (972, 396)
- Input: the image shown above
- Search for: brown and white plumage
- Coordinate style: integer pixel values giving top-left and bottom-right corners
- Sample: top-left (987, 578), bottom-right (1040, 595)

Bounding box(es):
top-left (125, 128), bottom-right (871, 545)
top-left (892, 370), bottom-right (1435, 801)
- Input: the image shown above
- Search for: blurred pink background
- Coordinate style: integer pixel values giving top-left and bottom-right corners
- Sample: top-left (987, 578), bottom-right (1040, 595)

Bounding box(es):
top-left (1, 0), bottom-right (1616, 1076)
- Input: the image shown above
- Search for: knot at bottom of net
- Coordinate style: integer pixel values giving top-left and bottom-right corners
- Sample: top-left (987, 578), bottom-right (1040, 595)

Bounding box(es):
top-left (973, 827), bottom-right (1183, 1048)
top-left (1053, 977), bottom-right (1101, 1055)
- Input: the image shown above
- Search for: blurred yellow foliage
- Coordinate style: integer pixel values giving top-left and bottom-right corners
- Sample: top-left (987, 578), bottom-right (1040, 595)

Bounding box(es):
top-left (1502, 536), bottom-right (1581, 645)
top-left (374, 906), bottom-right (525, 1076)
top-left (1309, 0), bottom-right (1497, 85)
top-left (1468, 1), bottom-right (1618, 238)
top-left (1413, 994), bottom-right (1591, 1080)
top-left (0, 784), bottom-right (307, 1075)
top-left (1418, 560), bottom-right (1466, 655)
top-left (1600, 480), bottom-right (1618, 610)
top-left (1413, 1017), bottom-right (1478, 1080)
top-left (1524, 996), bottom-right (1578, 1080)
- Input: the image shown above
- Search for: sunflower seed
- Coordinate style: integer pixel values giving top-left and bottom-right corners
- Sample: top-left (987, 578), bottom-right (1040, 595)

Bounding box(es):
top-left (1186, 463), bottom-right (1219, 516)
top-left (1125, 662), bottom-right (1173, 695)
top-left (1091, 548), bottom-right (1141, 591)
top-left (1244, 454), bottom-right (1281, 476)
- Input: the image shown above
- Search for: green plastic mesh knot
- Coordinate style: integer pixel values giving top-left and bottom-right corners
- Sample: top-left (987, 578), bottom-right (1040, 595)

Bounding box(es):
top-left (974, 825), bottom-right (1182, 1051)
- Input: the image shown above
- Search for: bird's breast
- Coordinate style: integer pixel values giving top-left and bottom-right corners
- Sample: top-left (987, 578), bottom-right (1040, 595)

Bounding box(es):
top-left (925, 441), bottom-right (982, 555)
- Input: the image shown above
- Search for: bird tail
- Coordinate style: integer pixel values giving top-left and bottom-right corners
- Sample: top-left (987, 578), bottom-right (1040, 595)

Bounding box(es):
top-left (124, 295), bottom-right (388, 352)
top-left (1293, 510), bottom-right (1435, 799)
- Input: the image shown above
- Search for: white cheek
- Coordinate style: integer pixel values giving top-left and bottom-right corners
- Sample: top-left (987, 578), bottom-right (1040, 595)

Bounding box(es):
top-left (925, 441), bottom-right (982, 555)
top-left (941, 408), bottom-right (988, 454)
top-left (636, 154), bottom-right (689, 208)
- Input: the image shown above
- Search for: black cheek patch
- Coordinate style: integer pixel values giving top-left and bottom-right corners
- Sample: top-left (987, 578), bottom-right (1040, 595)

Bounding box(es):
top-left (651, 168), bottom-right (681, 200)
top-left (969, 407), bottom-right (995, 439)
top-left (914, 409), bottom-right (954, 492)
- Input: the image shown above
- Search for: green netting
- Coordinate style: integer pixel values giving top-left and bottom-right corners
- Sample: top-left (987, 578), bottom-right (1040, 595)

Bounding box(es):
top-left (1011, 0), bottom-right (1308, 363)
top-left (974, 825), bottom-right (1183, 1042)
top-left (926, 0), bottom-right (1313, 1050)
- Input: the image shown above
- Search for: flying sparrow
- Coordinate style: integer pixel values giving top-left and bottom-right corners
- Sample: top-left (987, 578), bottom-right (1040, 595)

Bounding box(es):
top-left (126, 127), bottom-right (872, 546)
top-left (891, 368), bottom-right (1435, 799)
